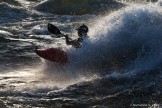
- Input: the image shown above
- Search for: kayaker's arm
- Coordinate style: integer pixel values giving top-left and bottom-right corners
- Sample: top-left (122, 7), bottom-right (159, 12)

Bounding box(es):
top-left (65, 35), bottom-right (72, 45)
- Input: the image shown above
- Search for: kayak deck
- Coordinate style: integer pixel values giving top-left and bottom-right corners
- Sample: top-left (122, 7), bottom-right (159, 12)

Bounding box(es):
top-left (34, 48), bottom-right (68, 64)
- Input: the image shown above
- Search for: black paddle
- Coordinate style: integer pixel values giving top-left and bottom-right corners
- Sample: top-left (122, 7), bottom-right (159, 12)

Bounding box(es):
top-left (48, 23), bottom-right (66, 38)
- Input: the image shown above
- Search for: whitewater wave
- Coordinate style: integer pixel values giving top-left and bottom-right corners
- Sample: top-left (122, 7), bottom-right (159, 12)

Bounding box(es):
top-left (84, 4), bottom-right (162, 73)
top-left (44, 3), bottom-right (162, 80)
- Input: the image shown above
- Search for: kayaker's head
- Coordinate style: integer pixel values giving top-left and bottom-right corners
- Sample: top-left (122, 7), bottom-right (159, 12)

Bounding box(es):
top-left (76, 24), bottom-right (89, 37)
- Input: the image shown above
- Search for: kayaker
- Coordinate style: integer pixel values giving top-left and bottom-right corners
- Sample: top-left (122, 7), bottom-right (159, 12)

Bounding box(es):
top-left (65, 24), bottom-right (89, 48)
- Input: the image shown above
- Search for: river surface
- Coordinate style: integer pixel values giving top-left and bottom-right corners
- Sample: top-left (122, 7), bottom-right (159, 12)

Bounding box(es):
top-left (0, 0), bottom-right (162, 107)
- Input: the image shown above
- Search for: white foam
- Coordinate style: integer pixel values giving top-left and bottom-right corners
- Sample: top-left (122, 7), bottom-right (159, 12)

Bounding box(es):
top-left (40, 2), bottom-right (162, 81)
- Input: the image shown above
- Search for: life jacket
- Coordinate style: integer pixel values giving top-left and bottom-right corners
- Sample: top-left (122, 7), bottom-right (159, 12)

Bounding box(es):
top-left (71, 37), bottom-right (83, 48)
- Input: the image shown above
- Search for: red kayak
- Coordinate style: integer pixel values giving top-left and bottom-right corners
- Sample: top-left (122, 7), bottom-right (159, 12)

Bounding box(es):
top-left (34, 48), bottom-right (68, 64)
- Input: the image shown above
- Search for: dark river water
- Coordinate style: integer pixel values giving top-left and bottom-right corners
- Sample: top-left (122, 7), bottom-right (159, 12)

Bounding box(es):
top-left (0, 0), bottom-right (162, 107)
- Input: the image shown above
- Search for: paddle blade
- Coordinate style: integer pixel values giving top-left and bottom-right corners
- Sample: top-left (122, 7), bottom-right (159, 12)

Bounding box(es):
top-left (48, 23), bottom-right (62, 34)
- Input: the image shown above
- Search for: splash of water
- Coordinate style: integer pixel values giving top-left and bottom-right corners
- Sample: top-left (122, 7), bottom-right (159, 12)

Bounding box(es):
top-left (40, 1), bottom-right (162, 82)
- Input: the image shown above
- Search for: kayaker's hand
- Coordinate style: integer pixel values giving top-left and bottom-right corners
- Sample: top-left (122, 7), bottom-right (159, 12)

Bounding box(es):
top-left (65, 35), bottom-right (68, 39)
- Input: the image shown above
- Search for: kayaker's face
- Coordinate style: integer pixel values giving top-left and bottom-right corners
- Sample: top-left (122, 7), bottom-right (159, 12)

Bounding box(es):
top-left (78, 29), bottom-right (88, 37)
